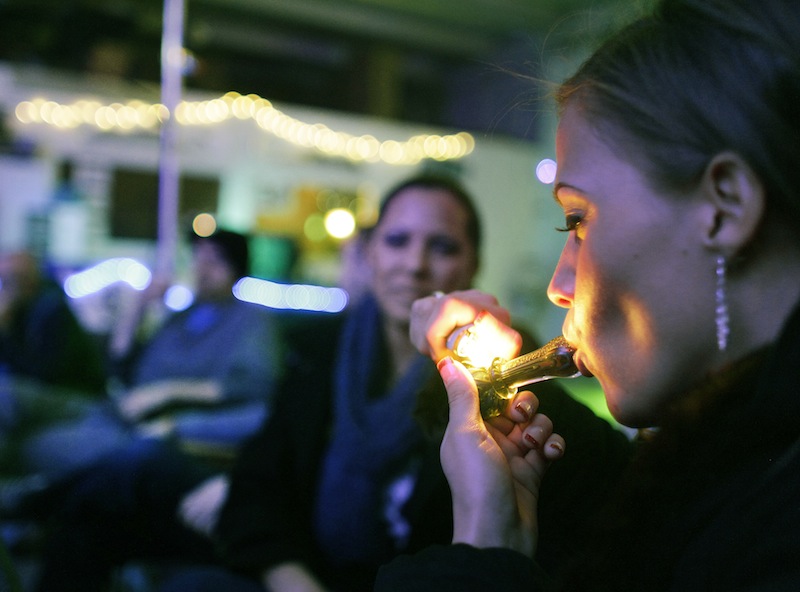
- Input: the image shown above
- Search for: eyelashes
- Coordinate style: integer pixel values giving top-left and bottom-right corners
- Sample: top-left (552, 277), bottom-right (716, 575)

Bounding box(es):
top-left (555, 214), bottom-right (583, 233)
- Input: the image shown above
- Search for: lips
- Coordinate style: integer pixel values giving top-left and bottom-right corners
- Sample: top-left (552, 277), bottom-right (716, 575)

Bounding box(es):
top-left (387, 284), bottom-right (429, 302)
top-left (573, 350), bottom-right (594, 378)
top-left (562, 325), bottom-right (593, 378)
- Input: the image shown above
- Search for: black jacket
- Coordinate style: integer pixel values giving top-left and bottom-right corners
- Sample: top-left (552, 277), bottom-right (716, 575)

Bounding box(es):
top-left (375, 302), bottom-right (800, 592)
top-left (0, 280), bottom-right (106, 393)
top-left (215, 312), bottom-right (632, 591)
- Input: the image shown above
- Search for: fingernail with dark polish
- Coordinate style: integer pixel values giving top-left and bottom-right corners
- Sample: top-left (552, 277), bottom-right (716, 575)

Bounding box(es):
top-left (515, 401), bottom-right (532, 421)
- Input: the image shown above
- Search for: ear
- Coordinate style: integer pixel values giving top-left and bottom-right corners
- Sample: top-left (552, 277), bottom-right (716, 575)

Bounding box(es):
top-left (700, 151), bottom-right (765, 254)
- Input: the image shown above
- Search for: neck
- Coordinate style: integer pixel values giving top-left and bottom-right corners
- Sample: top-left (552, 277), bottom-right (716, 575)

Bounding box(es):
top-left (726, 240), bottom-right (800, 363)
top-left (383, 318), bottom-right (418, 382)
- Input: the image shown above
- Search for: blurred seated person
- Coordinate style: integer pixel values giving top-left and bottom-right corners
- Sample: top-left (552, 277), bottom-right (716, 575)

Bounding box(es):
top-left (18, 228), bottom-right (284, 480)
top-left (106, 228), bottom-right (284, 453)
top-left (0, 250), bottom-right (105, 393)
top-left (1, 250), bottom-right (106, 484)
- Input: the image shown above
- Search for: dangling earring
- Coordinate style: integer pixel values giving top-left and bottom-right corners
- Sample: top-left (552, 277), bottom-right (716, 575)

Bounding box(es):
top-left (715, 256), bottom-right (729, 352)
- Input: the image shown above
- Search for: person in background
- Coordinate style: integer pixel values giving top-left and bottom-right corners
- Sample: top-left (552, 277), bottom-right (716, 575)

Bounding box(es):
top-left (0, 250), bottom-right (105, 394)
top-left (24, 227), bottom-right (286, 591)
top-left (1, 249), bottom-right (106, 504)
top-left (374, 0), bottom-right (800, 590)
top-left (108, 229), bottom-right (284, 451)
top-left (155, 173), bottom-right (631, 592)
top-left (21, 228), bottom-right (284, 476)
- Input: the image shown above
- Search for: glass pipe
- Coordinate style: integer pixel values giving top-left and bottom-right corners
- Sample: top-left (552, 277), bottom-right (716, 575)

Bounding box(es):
top-left (449, 328), bottom-right (581, 418)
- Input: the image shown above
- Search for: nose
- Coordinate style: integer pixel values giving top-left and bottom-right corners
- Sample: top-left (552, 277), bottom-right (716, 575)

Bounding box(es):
top-left (404, 241), bottom-right (429, 274)
top-left (547, 240), bottom-right (575, 309)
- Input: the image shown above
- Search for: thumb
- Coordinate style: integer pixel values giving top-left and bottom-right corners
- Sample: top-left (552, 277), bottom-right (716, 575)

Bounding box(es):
top-left (437, 357), bottom-right (481, 425)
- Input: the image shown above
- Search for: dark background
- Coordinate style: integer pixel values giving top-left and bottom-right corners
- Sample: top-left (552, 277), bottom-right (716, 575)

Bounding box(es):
top-left (0, 0), bottom-right (644, 141)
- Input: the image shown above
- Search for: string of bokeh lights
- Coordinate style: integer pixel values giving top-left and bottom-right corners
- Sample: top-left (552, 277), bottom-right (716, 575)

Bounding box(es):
top-left (14, 91), bottom-right (475, 166)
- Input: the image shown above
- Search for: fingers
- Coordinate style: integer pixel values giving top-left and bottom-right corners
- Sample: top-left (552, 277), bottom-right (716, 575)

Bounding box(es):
top-left (512, 402), bottom-right (566, 460)
top-left (463, 312), bottom-right (522, 362)
top-left (519, 414), bottom-right (556, 455)
top-left (486, 388), bottom-right (566, 467)
top-left (505, 390), bottom-right (540, 424)
top-left (438, 355), bottom-right (566, 553)
top-left (482, 389), bottom-right (539, 437)
top-left (494, 391), bottom-right (566, 468)
top-left (410, 289), bottom-right (514, 362)
top-left (411, 292), bottom-right (490, 361)
top-left (541, 433), bottom-right (566, 461)
top-left (436, 356), bottom-right (482, 426)
top-left (506, 413), bottom-right (566, 496)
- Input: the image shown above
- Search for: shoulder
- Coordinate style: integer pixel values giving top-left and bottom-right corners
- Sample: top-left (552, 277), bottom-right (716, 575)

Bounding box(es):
top-left (669, 442), bottom-right (800, 589)
top-left (280, 311), bottom-right (345, 356)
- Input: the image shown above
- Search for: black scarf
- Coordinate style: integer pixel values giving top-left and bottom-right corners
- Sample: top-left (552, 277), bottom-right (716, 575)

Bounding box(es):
top-left (565, 299), bottom-right (800, 591)
top-left (313, 295), bottom-right (435, 565)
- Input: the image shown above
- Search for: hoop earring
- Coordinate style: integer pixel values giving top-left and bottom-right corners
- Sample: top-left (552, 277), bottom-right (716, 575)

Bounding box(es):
top-left (715, 256), bottom-right (729, 352)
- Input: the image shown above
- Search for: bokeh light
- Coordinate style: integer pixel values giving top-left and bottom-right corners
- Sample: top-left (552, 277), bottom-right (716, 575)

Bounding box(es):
top-left (324, 208), bottom-right (357, 240)
top-left (164, 284), bottom-right (194, 311)
top-left (303, 213), bottom-right (328, 242)
top-left (192, 213), bottom-right (217, 237)
top-left (536, 158), bottom-right (557, 184)
top-left (233, 277), bottom-right (348, 313)
top-left (64, 258), bottom-right (152, 298)
top-left (15, 91), bottom-right (475, 165)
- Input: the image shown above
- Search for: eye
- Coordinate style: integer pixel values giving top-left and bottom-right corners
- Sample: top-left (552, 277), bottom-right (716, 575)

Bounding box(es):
top-left (383, 231), bottom-right (410, 249)
top-left (555, 213), bottom-right (583, 234)
top-left (555, 211), bottom-right (587, 243)
top-left (428, 236), bottom-right (461, 256)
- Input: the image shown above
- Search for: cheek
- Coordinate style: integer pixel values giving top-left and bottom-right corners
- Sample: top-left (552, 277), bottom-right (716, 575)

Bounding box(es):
top-left (575, 239), bottom-right (652, 353)
top-left (575, 243), bottom-right (672, 425)
top-left (367, 248), bottom-right (394, 281)
top-left (572, 246), bottom-right (617, 335)
top-left (432, 256), bottom-right (475, 288)
top-left (576, 224), bottom-right (657, 328)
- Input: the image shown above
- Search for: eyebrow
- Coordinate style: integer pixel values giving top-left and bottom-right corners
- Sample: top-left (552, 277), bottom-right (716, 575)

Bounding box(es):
top-left (552, 183), bottom-right (564, 204)
top-left (552, 182), bottom-right (571, 204)
top-left (552, 182), bottom-right (585, 205)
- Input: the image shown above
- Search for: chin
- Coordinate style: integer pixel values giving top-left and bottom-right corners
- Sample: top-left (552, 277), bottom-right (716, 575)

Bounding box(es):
top-left (604, 389), bottom-right (656, 429)
top-left (383, 304), bottom-right (411, 327)
top-left (612, 408), bottom-right (659, 430)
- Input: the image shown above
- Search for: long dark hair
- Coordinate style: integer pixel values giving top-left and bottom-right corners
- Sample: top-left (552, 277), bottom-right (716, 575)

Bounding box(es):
top-left (557, 0), bottom-right (800, 239)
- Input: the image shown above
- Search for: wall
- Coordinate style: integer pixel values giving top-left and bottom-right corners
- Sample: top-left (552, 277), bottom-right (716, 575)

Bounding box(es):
top-left (0, 62), bottom-right (567, 340)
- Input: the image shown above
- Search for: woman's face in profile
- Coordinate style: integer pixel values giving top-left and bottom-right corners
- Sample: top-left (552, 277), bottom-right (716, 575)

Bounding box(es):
top-left (367, 187), bottom-right (478, 328)
top-left (548, 104), bottom-right (717, 427)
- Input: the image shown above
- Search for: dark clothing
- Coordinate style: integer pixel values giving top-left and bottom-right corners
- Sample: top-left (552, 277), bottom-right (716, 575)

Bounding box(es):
top-left (28, 299), bottom-right (284, 592)
top-left (312, 297), bottom-right (435, 566)
top-left (375, 302), bottom-right (800, 592)
top-left (0, 280), bottom-right (106, 475)
top-left (113, 298), bottom-right (283, 446)
top-left (0, 280), bottom-right (106, 394)
top-left (32, 439), bottom-right (217, 592)
top-left (212, 300), bottom-right (632, 592)
top-left (19, 297), bottom-right (282, 481)
top-left (159, 566), bottom-right (263, 592)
